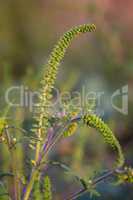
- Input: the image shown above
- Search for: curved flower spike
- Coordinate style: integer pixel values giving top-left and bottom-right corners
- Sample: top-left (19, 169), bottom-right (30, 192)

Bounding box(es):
top-left (83, 114), bottom-right (125, 168)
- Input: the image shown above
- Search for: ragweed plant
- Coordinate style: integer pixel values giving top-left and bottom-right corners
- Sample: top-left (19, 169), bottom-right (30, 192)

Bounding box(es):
top-left (23, 23), bottom-right (131, 200)
top-left (1, 23), bottom-right (133, 200)
top-left (23, 23), bottom-right (96, 200)
top-left (33, 23), bottom-right (96, 163)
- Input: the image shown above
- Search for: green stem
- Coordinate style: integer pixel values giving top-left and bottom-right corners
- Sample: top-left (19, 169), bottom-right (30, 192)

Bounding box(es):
top-left (5, 127), bottom-right (20, 200)
top-left (23, 169), bottom-right (38, 200)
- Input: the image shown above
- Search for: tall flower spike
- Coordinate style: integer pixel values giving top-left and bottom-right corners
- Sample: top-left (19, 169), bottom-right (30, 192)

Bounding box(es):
top-left (33, 24), bottom-right (96, 162)
top-left (83, 114), bottom-right (125, 168)
top-left (43, 176), bottom-right (52, 200)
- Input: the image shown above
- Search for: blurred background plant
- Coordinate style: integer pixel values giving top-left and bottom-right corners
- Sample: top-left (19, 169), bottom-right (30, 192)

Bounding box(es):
top-left (0, 0), bottom-right (133, 199)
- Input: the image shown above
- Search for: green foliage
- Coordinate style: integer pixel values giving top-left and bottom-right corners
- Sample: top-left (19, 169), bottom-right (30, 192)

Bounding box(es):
top-left (0, 119), bottom-right (7, 144)
top-left (0, 181), bottom-right (9, 200)
top-left (0, 118), bottom-right (6, 136)
top-left (83, 114), bottom-right (125, 168)
top-left (89, 186), bottom-right (101, 198)
top-left (116, 167), bottom-right (133, 184)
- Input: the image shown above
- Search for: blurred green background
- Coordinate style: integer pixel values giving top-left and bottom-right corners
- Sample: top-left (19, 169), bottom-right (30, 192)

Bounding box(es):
top-left (0, 0), bottom-right (133, 199)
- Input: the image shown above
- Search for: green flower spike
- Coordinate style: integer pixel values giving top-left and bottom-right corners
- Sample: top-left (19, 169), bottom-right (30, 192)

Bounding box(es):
top-left (33, 24), bottom-right (96, 162)
top-left (43, 176), bottom-right (52, 200)
top-left (34, 24), bottom-right (96, 133)
top-left (83, 114), bottom-right (125, 168)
